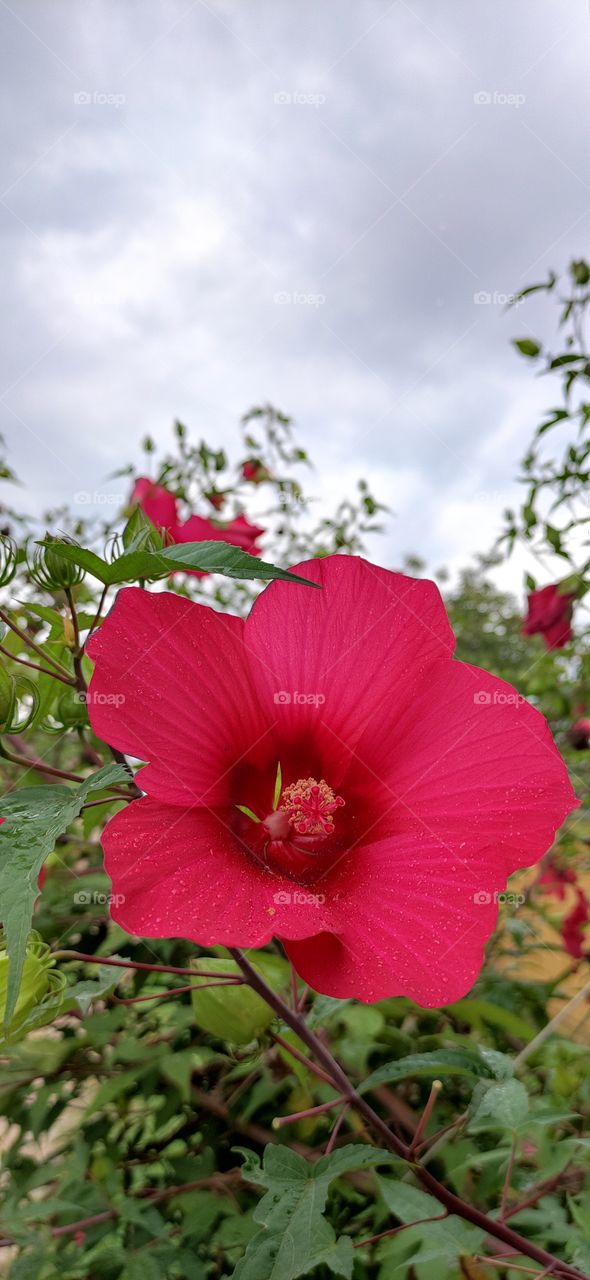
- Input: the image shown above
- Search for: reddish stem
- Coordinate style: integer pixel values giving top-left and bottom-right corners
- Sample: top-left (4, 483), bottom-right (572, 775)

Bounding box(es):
top-left (273, 1096), bottom-right (346, 1128)
top-left (0, 644), bottom-right (75, 686)
top-left (354, 1211), bottom-right (449, 1249)
top-left (54, 950), bottom-right (244, 980)
top-left (112, 979), bottom-right (243, 1005)
top-left (229, 947), bottom-right (587, 1280)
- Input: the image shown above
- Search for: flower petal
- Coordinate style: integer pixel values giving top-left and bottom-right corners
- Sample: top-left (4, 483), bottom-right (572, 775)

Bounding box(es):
top-left (283, 834), bottom-right (505, 1005)
top-left (101, 797), bottom-right (334, 945)
top-left (349, 658), bottom-right (577, 870)
top-left (131, 478), bottom-right (179, 535)
top-left (244, 555), bottom-right (454, 777)
top-left (86, 588), bottom-right (272, 806)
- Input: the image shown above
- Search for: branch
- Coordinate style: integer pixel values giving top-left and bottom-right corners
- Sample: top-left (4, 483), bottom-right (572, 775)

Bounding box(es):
top-left (228, 947), bottom-right (587, 1280)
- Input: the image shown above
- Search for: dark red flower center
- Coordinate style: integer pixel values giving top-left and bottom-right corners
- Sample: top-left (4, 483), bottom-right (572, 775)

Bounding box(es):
top-left (235, 770), bottom-right (346, 878)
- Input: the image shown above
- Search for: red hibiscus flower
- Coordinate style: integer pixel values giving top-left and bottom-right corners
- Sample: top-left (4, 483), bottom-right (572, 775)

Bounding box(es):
top-left (204, 490), bottom-right (225, 512)
top-left (130, 478), bottom-right (179, 538)
top-left (130, 477), bottom-right (264, 568)
top-left (86, 557), bottom-right (576, 1006)
top-left (561, 887), bottom-right (589, 959)
top-left (242, 459), bottom-right (271, 484)
top-left (522, 584), bottom-right (576, 650)
top-left (177, 513), bottom-right (264, 556)
top-left (567, 717), bottom-right (590, 750)
top-left (538, 855), bottom-right (576, 901)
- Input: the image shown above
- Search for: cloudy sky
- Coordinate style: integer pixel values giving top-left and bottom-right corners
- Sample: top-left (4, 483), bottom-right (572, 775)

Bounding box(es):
top-left (0, 0), bottom-right (588, 590)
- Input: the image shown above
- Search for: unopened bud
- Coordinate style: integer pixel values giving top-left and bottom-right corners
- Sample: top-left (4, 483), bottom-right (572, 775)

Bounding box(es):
top-left (29, 539), bottom-right (84, 590)
top-left (242, 459), bottom-right (272, 484)
top-left (0, 664), bottom-right (15, 731)
top-left (57, 689), bottom-right (89, 728)
top-left (0, 535), bottom-right (17, 587)
top-left (0, 931), bottom-right (66, 1042)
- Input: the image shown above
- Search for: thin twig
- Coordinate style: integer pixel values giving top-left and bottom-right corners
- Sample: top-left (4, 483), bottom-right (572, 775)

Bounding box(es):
top-left (514, 977), bottom-right (590, 1068)
top-left (0, 644), bottom-right (75, 686)
top-left (0, 606), bottom-right (72, 677)
top-left (53, 950), bottom-right (244, 980)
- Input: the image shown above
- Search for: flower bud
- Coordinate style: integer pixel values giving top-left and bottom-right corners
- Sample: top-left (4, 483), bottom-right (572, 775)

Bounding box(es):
top-left (571, 259), bottom-right (590, 286)
top-left (242, 458), bottom-right (272, 484)
top-left (0, 932), bottom-right (65, 1043)
top-left (0, 535), bottom-right (17, 587)
top-left (0, 663), bottom-right (16, 731)
top-left (121, 505), bottom-right (163, 552)
top-left (57, 689), bottom-right (89, 728)
top-left (29, 539), bottom-right (84, 590)
top-left (191, 952), bottom-right (289, 1045)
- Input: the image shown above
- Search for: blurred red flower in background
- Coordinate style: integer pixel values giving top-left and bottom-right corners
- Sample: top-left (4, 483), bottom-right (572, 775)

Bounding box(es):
top-left (130, 476), bottom-right (264, 571)
top-left (522, 583), bottom-right (575, 650)
top-left (242, 459), bottom-right (271, 484)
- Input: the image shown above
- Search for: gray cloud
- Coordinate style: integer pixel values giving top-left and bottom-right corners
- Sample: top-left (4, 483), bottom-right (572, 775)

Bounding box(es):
top-left (0, 0), bottom-right (588, 592)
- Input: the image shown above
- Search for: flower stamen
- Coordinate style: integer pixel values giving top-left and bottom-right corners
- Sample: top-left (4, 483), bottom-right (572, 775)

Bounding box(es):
top-left (279, 777), bottom-right (344, 836)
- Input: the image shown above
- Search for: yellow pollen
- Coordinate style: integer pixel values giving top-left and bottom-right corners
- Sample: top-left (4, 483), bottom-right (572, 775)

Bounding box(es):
top-left (279, 777), bottom-right (344, 836)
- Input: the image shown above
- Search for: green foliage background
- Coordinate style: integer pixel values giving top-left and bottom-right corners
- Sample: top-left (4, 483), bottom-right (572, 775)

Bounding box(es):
top-left (0, 273), bottom-right (589, 1280)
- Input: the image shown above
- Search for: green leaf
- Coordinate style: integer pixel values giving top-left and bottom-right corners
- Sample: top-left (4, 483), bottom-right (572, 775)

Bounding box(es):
top-left (0, 764), bottom-right (129, 1026)
top-left (377, 1179), bottom-right (440, 1223)
top-left (40, 537), bottom-right (321, 589)
top-left (444, 997), bottom-right (536, 1041)
top-left (469, 1078), bottom-right (529, 1131)
top-left (545, 524), bottom-right (564, 554)
top-left (513, 338), bottom-right (541, 358)
top-left (159, 1047), bottom-right (219, 1102)
top-left (386, 1213), bottom-right (486, 1269)
top-left (62, 964), bottom-right (119, 1015)
top-left (359, 1048), bottom-right (500, 1095)
top-left (233, 1144), bottom-right (396, 1280)
top-left (191, 953), bottom-right (290, 1045)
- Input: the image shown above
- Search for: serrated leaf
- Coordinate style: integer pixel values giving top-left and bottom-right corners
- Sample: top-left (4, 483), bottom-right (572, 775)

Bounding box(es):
top-left (359, 1048), bottom-right (499, 1095)
top-left (40, 537), bottom-right (321, 589)
top-left (62, 964), bottom-right (119, 1015)
top-left (377, 1179), bottom-right (441, 1223)
top-left (233, 1144), bottom-right (395, 1280)
top-left (0, 764), bottom-right (129, 1026)
top-left (469, 1078), bottom-right (529, 1131)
